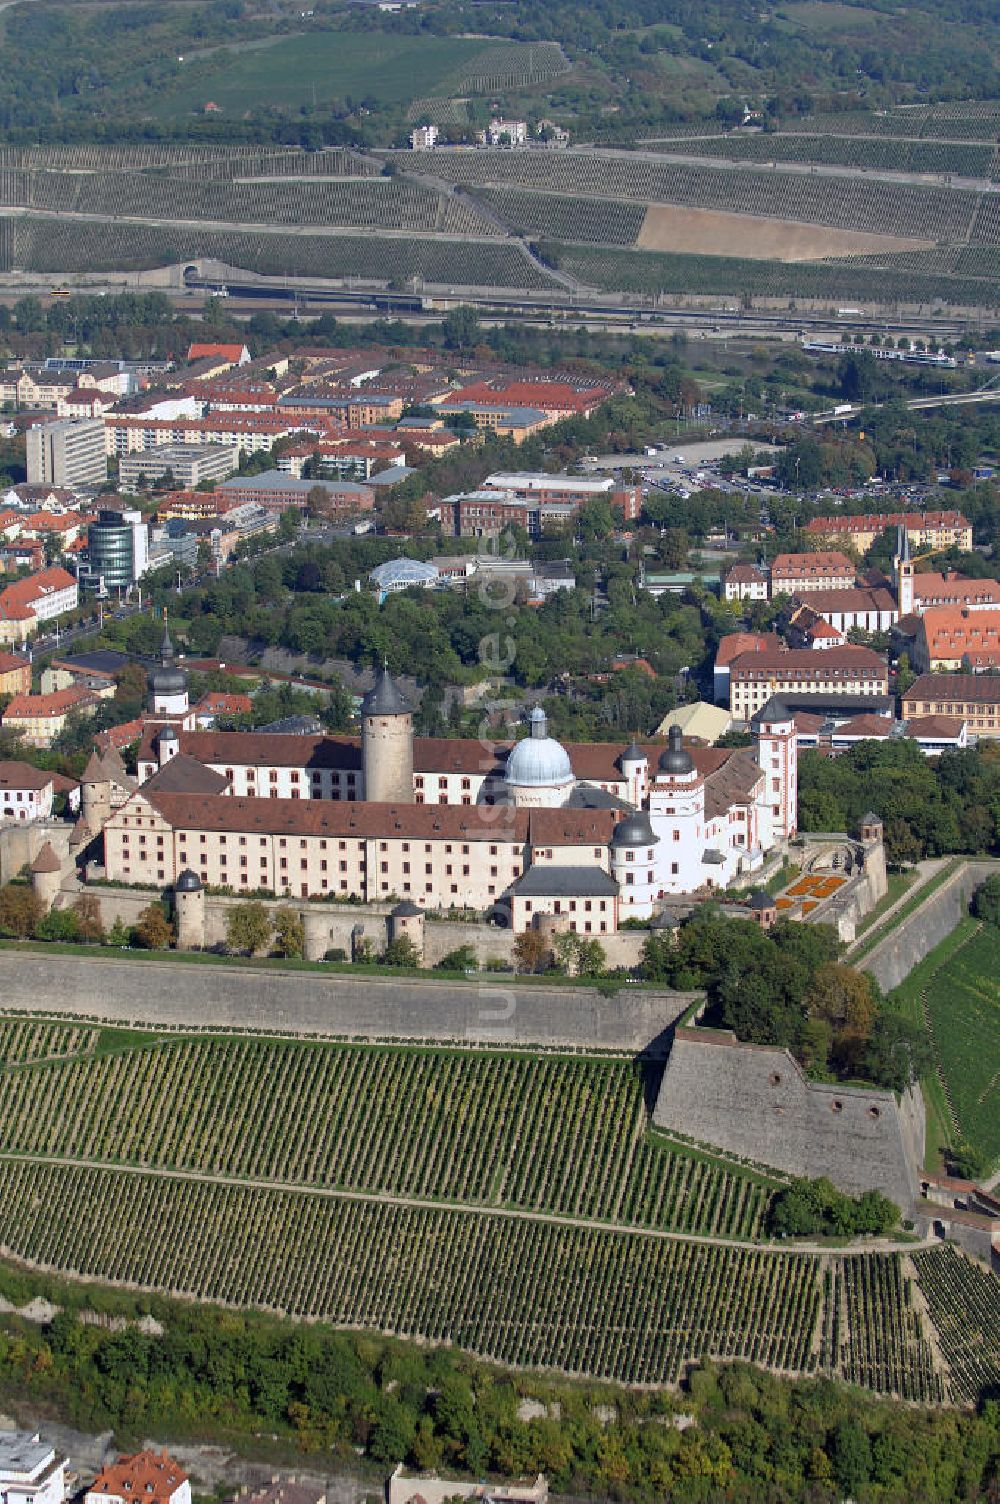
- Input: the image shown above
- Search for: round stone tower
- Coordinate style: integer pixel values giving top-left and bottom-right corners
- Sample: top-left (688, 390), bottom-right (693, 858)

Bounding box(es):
top-left (361, 665), bottom-right (414, 805)
top-left (30, 841), bottom-right (62, 911)
top-left (174, 868), bottom-right (205, 949)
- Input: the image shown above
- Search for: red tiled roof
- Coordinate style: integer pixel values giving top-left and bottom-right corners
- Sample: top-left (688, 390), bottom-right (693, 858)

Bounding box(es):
top-left (902, 673), bottom-right (1000, 706)
top-left (186, 343), bottom-right (247, 363)
top-left (729, 646), bottom-right (887, 677)
top-left (88, 1451), bottom-right (188, 1504)
top-left (804, 511), bottom-right (970, 535)
top-left (715, 632), bottom-right (782, 668)
top-left (904, 714), bottom-right (965, 738)
top-left (0, 565), bottom-right (77, 617)
top-left (4, 686), bottom-right (96, 719)
top-left (832, 714), bottom-right (893, 738)
top-left (772, 551), bottom-right (855, 578)
top-left (913, 573), bottom-right (1000, 606)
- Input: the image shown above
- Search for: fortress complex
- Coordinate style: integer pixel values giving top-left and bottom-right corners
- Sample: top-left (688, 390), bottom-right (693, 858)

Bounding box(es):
top-left (85, 636), bottom-right (797, 933)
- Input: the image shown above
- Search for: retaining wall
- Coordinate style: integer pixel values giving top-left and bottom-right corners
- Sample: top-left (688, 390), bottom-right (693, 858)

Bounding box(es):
top-left (0, 949), bottom-right (694, 1052)
top-left (653, 1028), bottom-right (923, 1205)
top-left (63, 884), bottom-right (647, 972)
top-left (860, 859), bottom-right (1000, 993)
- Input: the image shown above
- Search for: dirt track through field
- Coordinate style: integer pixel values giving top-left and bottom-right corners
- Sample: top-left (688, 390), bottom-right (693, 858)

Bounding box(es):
top-left (637, 203), bottom-right (934, 260)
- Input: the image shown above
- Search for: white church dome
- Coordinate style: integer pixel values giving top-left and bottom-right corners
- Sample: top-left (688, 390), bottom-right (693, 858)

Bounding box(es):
top-left (505, 707), bottom-right (574, 789)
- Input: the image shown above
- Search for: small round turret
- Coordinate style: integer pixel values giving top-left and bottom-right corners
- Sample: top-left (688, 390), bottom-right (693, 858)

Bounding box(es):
top-left (658, 724), bottom-right (694, 776)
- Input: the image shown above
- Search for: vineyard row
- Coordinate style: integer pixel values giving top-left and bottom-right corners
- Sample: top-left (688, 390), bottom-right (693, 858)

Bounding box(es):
top-left (0, 1034), bottom-right (769, 1238)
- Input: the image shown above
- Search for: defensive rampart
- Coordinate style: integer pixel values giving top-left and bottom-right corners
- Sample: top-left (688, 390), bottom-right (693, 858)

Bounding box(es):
top-left (0, 949), bottom-right (695, 1053)
top-left (653, 1027), bottom-right (923, 1205)
top-left (859, 859), bottom-right (999, 993)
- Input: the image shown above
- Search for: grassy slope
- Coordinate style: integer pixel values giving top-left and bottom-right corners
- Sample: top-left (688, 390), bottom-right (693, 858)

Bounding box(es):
top-left (149, 32), bottom-right (488, 119)
top-left (889, 916), bottom-right (1000, 1169)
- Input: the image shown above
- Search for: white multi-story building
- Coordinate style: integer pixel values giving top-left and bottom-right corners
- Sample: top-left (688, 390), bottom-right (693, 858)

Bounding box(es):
top-left (0, 1431), bottom-right (66, 1504)
top-left (111, 662), bottom-right (797, 926)
top-left (0, 761), bottom-right (61, 820)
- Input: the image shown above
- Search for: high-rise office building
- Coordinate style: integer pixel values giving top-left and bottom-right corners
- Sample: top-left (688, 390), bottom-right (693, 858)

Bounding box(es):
top-left (77, 506), bottom-right (149, 596)
top-left (25, 418), bottom-right (107, 490)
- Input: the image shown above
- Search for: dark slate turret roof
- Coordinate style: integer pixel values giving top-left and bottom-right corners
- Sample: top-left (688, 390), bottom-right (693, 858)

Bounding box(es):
top-left (174, 868), bottom-right (203, 893)
top-left (658, 724), bottom-right (694, 775)
top-left (360, 667), bottom-right (412, 717)
top-left (391, 900), bottom-right (424, 917)
top-left (611, 811), bottom-right (658, 847)
top-left (752, 695), bottom-right (792, 726)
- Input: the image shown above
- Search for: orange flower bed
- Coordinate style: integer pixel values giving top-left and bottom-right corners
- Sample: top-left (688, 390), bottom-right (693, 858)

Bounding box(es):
top-left (801, 900), bottom-right (818, 914)
top-left (784, 872), bottom-right (847, 901)
top-left (775, 897), bottom-right (796, 909)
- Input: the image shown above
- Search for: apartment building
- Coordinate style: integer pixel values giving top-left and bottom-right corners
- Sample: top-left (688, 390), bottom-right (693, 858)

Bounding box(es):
top-left (0, 566), bottom-right (79, 644)
top-left (0, 761), bottom-right (63, 820)
top-left (803, 510), bottom-right (973, 554)
top-left (770, 551), bottom-right (856, 595)
top-left (217, 471), bottom-right (375, 513)
top-left (721, 562), bottom-right (768, 602)
top-left (912, 606), bottom-right (1000, 671)
top-left (26, 418), bottom-right (107, 489)
top-left (0, 652), bottom-right (31, 696)
top-left (2, 686), bottom-right (99, 746)
top-left (0, 1430), bottom-right (68, 1504)
top-left (911, 572), bottom-right (1000, 614)
top-left (728, 646), bottom-right (889, 721)
top-left (902, 673), bottom-right (1000, 737)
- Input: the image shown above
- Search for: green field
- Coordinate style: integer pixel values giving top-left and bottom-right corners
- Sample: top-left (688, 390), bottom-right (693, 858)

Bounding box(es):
top-left (150, 33), bottom-right (490, 119)
top-left (891, 917), bottom-right (1000, 1168)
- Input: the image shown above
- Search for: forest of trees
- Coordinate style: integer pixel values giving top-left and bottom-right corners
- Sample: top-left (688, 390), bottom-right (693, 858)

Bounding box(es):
top-left (641, 911), bottom-right (929, 1092)
top-left (798, 740), bottom-right (1000, 867)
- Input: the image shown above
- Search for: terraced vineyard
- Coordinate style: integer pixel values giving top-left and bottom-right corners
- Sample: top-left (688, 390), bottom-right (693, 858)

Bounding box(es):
top-left (0, 1159), bottom-right (820, 1385)
top-left (913, 1244), bottom-right (1000, 1402)
top-left (0, 139), bottom-right (998, 306)
top-left (2, 217), bottom-right (554, 290)
top-left (669, 134), bottom-right (997, 179)
top-left (0, 1017), bottom-right (994, 1401)
top-left (0, 1018), bottom-right (98, 1066)
top-left (0, 173), bottom-right (497, 235)
top-left (413, 151), bottom-right (980, 241)
top-left (0, 1033), bottom-right (772, 1237)
top-left (825, 1255), bottom-right (944, 1403)
top-left (476, 188), bottom-right (645, 245)
top-left (544, 244), bottom-right (1000, 308)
